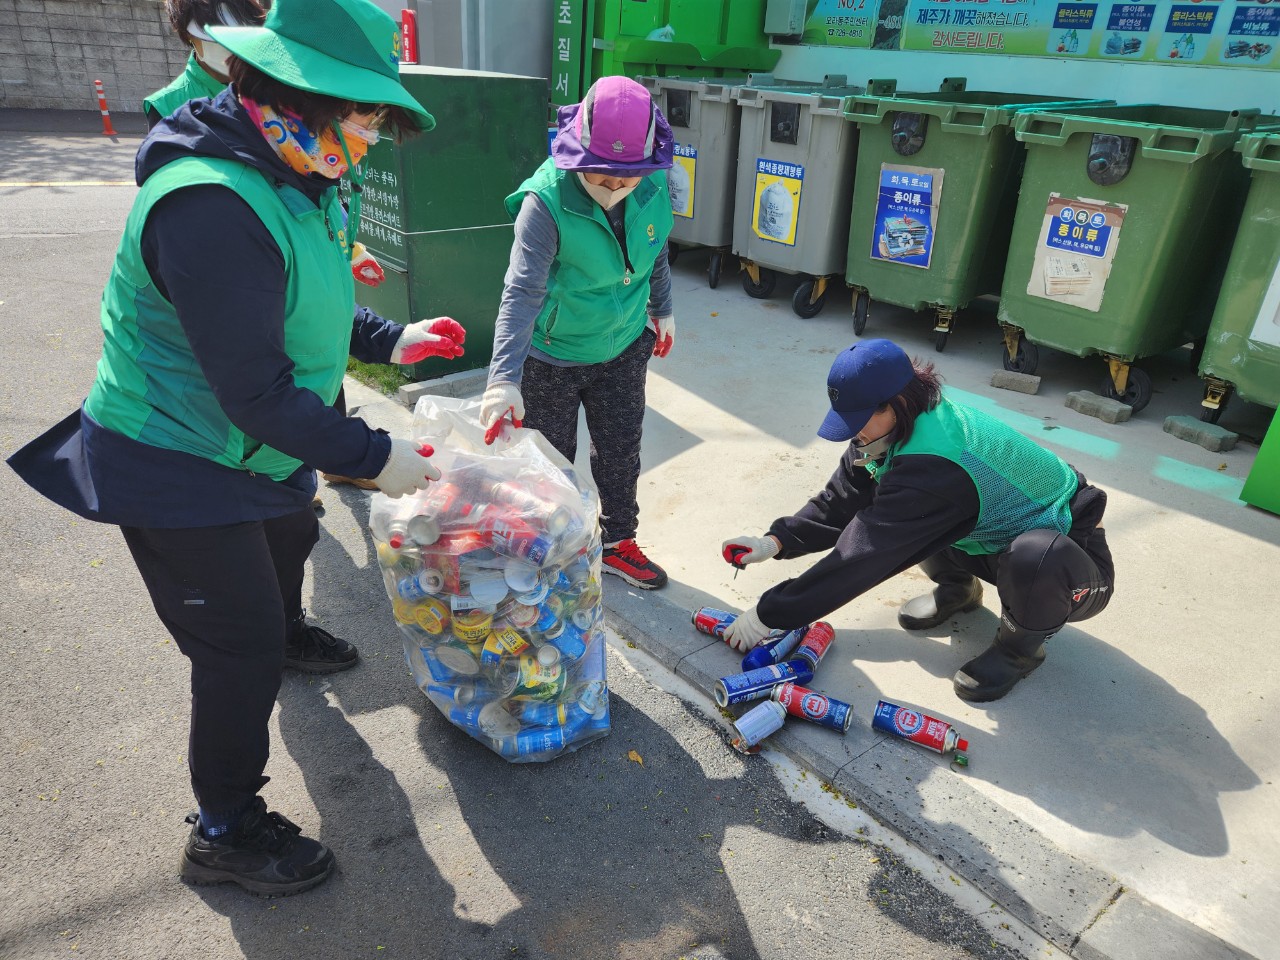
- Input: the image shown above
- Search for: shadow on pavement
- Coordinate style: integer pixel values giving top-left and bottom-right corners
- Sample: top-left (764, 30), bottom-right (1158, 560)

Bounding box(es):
top-left (838, 620), bottom-right (1258, 858)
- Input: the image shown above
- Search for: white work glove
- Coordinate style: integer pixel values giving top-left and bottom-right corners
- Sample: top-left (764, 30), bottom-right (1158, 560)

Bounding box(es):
top-left (480, 382), bottom-right (525, 446)
top-left (721, 535), bottom-right (781, 569)
top-left (374, 439), bottom-right (441, 498)
top-left (391, 317), bottom-right (466, 364)
top-left (351, 242), bottom-right (385, 287)
top-left (723, 605), bottom-right (773, 652)
top-left (647, 314), bottom-right (675, 358)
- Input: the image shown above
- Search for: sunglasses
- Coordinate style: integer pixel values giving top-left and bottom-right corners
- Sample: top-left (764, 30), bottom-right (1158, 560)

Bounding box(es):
top-left (341, 106), bottom-right (390, 143)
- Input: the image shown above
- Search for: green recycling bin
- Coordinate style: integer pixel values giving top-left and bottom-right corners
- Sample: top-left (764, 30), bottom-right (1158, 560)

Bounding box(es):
top-left (640, 76), bottom-right (744, 289)
top-left (996, 104), bottom-right (1263, 414)
top-left (353, 66), bottom-right (549, 383)
top-left (731, 75), bottom-right (874, 318)
top-left (1196, 131), bottom-right (1280, 423)
top-left (841, 80), bottom-right (1113, 352)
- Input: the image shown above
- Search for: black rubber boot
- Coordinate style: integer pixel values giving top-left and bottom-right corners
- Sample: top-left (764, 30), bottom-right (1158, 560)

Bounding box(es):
top-left (180, 797), bottom-right (335, 897)
top-left (953, 614), bottom-right (1056, 703)
top-left (898, 576), bottom-right (984, 630)
top-left (283, 610), bottom-right (359, 674)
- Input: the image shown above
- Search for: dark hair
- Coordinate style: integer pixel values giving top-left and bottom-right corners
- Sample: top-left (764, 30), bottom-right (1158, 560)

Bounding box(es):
top-left (166, 0), bottom-right (267, 48)
top-left (228, 58), bottom-right (422, 141)
top-left (881, 360), bottom-right (943, 446)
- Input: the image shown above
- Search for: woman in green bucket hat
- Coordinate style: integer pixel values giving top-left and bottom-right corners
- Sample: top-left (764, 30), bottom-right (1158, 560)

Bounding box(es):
top-left (9, 0), bottom-right (463, 897)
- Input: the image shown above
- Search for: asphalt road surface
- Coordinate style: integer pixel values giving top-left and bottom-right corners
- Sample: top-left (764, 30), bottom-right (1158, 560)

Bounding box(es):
top-left (0, 116), bottom-right (1035, 960)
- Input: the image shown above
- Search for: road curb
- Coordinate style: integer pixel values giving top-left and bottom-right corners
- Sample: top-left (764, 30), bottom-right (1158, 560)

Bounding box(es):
top-left (344, 375), bottom-right (1255, 960)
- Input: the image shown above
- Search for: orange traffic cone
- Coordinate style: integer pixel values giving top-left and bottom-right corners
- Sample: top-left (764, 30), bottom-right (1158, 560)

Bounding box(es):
top-left (93, 79), bottom-right (118, 137)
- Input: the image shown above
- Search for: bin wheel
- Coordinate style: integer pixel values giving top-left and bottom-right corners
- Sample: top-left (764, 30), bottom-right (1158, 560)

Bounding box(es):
top-left (1200, 403), bottom-right (1224, 425)
top-left (793, 279), bottom-right (827, 318)
top-left (708, 252), bottom-right (723, 290)
top-left (743, 267), bottom-right (777, 299)
top-left (1101, 366), bottom-right (1152, 413)
top-left (852, 290), bottom-right (870, 336)
top-left (667, 242), bottom-right (680, 265)
top-left (934, 329), bottom-right (949, 353)
top-left (1002, 338), bottom-right (1039, 375)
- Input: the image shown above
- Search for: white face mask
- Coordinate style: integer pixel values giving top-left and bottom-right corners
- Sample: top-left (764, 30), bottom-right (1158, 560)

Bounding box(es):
top-left (194, 39), bottom-right (233, 77)
top-left (850, 427), bottom-right (895, 466)
top-left (577, 173), bottom-right (637, 210)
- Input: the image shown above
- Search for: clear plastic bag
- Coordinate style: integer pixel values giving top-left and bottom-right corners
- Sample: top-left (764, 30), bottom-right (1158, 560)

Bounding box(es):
top-left (370, 395), bottom-right (608, 762)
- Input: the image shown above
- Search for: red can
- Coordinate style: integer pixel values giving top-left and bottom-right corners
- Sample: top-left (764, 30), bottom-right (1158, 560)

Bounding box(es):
top-left (691, 606), bottom-right (736, 640)
top-left (872, 700), bottom-right (969, 757)
top-left (793, 621), bottom-right (835, 671)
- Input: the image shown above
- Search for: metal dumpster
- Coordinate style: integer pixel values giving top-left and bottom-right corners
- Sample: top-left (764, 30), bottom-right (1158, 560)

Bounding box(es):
top-left (353, 66), bottom-right (549, 382)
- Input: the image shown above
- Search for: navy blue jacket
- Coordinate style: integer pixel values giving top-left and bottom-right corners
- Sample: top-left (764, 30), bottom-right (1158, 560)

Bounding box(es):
top-left (8, 88), bottom-right (400, 527)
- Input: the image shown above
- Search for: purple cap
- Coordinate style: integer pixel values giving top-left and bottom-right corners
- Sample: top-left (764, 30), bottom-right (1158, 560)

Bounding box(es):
top-left (817, 340), bottom-right (916, 442)
top-left (551, 76), bottom-right (674, 176)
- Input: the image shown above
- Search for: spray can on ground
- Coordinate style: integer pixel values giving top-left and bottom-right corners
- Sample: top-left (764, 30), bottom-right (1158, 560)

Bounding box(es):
top-left (715, 660), bottom-right (814, 707)
top-left (872, 699), bottom-right (969, 763)
top-left (741, 625), bottom-right (807, 671)
top-left (691, 606), bottom-right (737, 640)
top-left (771, 683), bottom-right (852, 733)
top-left (731, 700), bottom-right (786, 754)
top-left (792, 621), bottom-right (835, 673)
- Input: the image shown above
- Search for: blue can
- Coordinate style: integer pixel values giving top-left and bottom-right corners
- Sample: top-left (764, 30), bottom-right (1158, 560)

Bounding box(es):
top-left (741, 625), bottom-right (808, 671)
top-left (715, 660), bottom-right (814, 707)
top-left (493, 725), bottom-right (571, 759)
top-left (535, 599), bottom-right (563, 633)
top-left (550, 622), bottom-right (587, 661)
top-left (396, 573), bottom-right (432, 602)
top-left (514, 700), bottom-right (567, 726)
top-left (420, 648), bottom-right (455, 682)
top-left (448, 702), bottom-right (486, 735)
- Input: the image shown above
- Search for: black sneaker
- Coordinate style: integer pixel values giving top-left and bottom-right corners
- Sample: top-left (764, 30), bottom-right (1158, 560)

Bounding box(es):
top-left (601, 539), bottom-right (668, 590)
top-left (284, 611), bottom-right (359, 674)
top-left (179, 798), bottom-right (334, 897)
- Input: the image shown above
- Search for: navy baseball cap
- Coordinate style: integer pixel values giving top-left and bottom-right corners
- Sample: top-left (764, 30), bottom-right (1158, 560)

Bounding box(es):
top-left (817, 339), bottom-right (916, 441)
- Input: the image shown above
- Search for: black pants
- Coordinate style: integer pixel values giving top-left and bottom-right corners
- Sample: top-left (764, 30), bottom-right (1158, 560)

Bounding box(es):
top-left (520, 329), bottom-right (654, 544)
top-left (120, 507), bottom-right (318, 816)
top-left (923, 525), bottom-right (1114, 634)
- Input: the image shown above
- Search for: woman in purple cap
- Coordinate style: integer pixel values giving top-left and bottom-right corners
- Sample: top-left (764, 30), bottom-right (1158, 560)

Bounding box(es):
top-left (720, 339), bottom-right (1116, 704)
top-left (481, 76), bottom-right (676, 590)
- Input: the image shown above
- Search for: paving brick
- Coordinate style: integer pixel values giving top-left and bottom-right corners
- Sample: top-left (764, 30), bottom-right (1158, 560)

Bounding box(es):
top-left (989, 370), bottom-right (1041, 395)
top-left (1162, 415), bottom-right (1238, 453)
top-left (1065, 390), bottom-right (1133, 424)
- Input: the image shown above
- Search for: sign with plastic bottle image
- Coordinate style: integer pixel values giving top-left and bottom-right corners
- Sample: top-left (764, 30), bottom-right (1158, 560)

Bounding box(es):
top-left (669, 143), bottom-right (696, 219)
top-left (1157, 3), bottom-right (1219, 62)
top-left (1250, 260), bottom-right (1280, 348)
top-left (801, 0), bottom-right (882, 47)
top-left (870, 164), bottom-right (943, 269)
top-left (1028, 194), bottom-right (1127, 312)
top-left (753, 158), bottom-right (804, 246)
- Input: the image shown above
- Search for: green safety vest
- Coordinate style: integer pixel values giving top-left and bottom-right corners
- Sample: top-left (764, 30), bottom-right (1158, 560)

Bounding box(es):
top-left (85, 156), bottom-right (354, 482)
top-left (143, 53), bottom-right (225, 124)
top-left (505, 158), bottom-right (673, 364)
top-left (868, 397), bottom-right (1077, 555)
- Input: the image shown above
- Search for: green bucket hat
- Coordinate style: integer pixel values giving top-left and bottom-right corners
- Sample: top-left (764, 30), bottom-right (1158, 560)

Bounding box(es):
top-left (208, 0), bottom-right (435, 128)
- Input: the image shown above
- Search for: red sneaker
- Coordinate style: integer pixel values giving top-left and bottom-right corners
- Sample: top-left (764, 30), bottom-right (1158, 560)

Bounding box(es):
top-left (601, 539), bottom-right (668, 590)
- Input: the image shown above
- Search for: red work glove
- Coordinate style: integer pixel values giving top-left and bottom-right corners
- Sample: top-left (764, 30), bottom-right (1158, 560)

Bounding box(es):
top-left (392, 317), bottom-right (467, 364)
top-left (351, 243), bottom-right (385, 287)
top-left (647, 314), bottom-right (675, 358)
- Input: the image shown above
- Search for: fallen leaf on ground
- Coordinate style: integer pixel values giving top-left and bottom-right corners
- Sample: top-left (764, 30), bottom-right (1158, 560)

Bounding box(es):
top-left (627, 750), bottom-right (644, 767)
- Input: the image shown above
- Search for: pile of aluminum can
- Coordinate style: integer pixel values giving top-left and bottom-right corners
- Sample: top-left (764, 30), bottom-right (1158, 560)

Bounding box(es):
top-left (373, 460), bottom-right (608, 762)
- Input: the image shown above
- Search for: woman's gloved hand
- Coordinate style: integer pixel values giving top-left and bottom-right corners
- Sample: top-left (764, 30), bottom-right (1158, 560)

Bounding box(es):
top-left (391, 317), bottom-right (466, 364)
top-left (721, 535), bottom-right (781, 569)
top-left (647, 314), bottom-right (675, 358)
top-left (723, 605), bottom-right (773, 652)
top-left (480, 382), bottom-right (525, 446)
top-left (373, 440), bottom-right (440, 498)
top-left (351, 242), bottom-right (385, 287)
